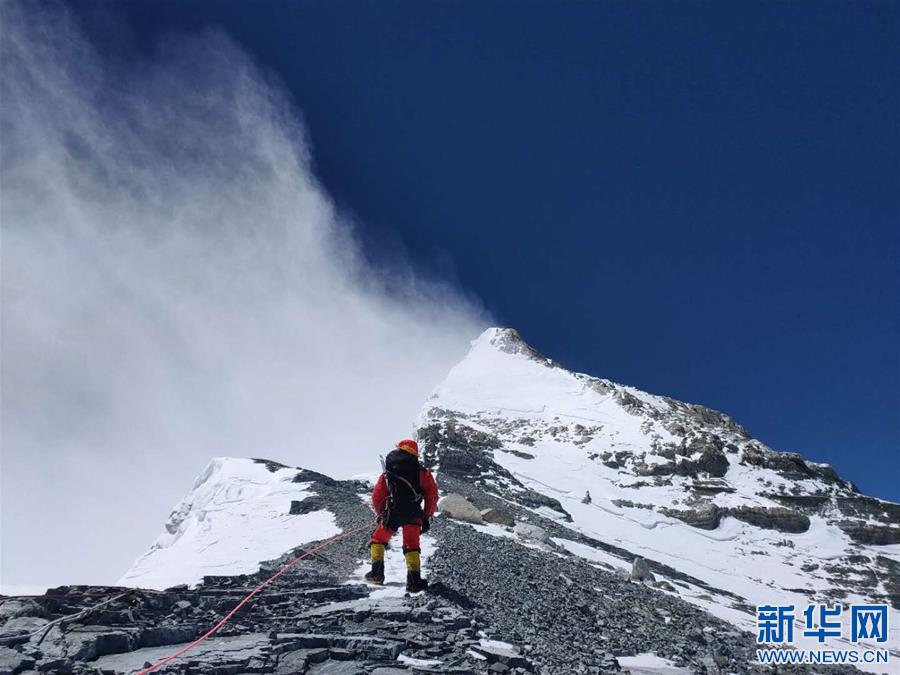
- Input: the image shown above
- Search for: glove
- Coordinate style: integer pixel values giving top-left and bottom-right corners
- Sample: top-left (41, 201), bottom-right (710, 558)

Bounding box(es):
top-left (420, 516), bottom-right (431, 534)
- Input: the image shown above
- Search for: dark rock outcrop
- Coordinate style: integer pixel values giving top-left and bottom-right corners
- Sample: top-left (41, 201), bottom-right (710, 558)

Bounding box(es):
top-left (726, 506), bottom-right (810, 534)
top-left (695, 448), bottom-right (729, 477)
top-left (838, 522), bottom-right (900, 546)
top-left (662, 504), bottom-right (722, 530)
top-left (420, 419), bottom-right (572, 521)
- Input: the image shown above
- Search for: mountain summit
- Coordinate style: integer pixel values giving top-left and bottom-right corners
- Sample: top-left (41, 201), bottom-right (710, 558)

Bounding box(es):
top-left (417, 327), bottom-right (899, 658)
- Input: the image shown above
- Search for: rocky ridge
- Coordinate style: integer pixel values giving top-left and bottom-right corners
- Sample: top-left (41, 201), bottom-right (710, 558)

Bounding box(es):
top-left (0, 465), bottom-right (541, 675)
top-left (0, 458), bottom-right (875, 675)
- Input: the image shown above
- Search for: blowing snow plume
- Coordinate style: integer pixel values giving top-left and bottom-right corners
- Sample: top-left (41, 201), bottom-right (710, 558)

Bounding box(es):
top-left (0, 3), bottom-right (485, 590)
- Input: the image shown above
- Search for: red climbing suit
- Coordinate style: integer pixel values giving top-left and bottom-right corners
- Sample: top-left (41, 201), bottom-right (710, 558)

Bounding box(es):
top-left (369, 463), bottom-right (439, 551)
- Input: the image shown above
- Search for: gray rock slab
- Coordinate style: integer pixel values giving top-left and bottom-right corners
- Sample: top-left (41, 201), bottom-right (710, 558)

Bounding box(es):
top-left (307, 660), bottom-right (368, 674)
top-left (91, 633), bottom-right (269, 674)
top-left (0, 646), bottom-right (35, 674)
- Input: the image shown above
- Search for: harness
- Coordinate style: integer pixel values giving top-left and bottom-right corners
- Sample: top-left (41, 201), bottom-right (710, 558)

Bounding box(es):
top-left (386, 470), bottom-right (423, 502)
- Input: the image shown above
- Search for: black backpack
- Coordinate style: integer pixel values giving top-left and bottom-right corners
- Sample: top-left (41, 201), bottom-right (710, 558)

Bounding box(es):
top-left (381, 449), bottom-right (423, 527)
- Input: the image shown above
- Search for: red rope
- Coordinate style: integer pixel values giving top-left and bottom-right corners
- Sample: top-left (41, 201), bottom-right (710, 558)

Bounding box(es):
top-left (135, 521), bottom-right (373, 674)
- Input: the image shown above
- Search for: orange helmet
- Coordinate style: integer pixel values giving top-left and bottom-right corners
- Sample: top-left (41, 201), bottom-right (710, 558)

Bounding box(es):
top-left (396, 439), bottom-right (419, 456)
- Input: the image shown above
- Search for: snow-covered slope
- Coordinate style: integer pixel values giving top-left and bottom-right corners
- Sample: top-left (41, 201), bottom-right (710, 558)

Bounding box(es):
top-left (120, 458), bottom-right (340, 590)
top-left (418, 327), bottom-right (900, 658)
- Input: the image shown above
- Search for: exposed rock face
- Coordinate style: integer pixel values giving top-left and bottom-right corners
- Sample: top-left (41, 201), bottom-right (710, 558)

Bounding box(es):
top-left (663, 505), bottom-right (811, 534)
top-left (422, 418), bottom-right (572, 522)
top-left (695, 447), bottom-right (730, 477)
top-left (662, 504), bottom-right (722, 530)
top-left (726, 506), bottom-right (810, 534)
top-left (0, 600), bottom-right (43, 622)
top-left (437, 494), bottom-right (484, 524)
top-left (838, 522), bottom-right (900, 546)
top-left (487, 328), bottom-right (557, 366)
top-left (290, 494), bottom-right (328, 515)
top-left (0, 645), bottom-right (34, 673)
top-left (419, 420), bottom-right (501, 476)
top-left (738, 446), bottom-right (859, 489)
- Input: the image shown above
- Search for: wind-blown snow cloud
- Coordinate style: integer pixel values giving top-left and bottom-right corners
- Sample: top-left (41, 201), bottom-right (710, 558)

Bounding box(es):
top-left (0, 3), bottom-right (486, 589)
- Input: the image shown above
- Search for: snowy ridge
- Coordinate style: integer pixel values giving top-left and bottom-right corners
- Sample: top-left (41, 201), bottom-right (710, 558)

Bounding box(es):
top-left (419, 328), bottom-right (900, 668)
top-left (119, 457), bottom-right (339, 590)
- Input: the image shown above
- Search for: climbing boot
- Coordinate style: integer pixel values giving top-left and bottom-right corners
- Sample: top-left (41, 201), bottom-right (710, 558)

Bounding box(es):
top-left (404, 548), bottom-right (428, 592)
top-left (406, 569), bottom-right (428, 593)
top-left (365, 543), bottom-right (385, 585)
top-left (364, 561), bottom-right (384, 585)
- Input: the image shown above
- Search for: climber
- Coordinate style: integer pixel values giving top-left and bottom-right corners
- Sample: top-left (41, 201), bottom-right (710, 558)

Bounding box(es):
top-left (365, 439), bottom-right (439, 592)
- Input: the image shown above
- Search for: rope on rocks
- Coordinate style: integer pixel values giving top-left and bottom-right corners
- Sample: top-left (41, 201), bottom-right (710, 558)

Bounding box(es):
top-left (0, 591), bottom-right (136, 644)
top-left (0, 588), bottom-right (167, 604)
top-left (135, 520), bottom-right (374, 674)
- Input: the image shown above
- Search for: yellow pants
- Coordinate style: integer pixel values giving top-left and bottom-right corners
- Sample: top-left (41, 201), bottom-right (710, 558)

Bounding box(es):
top-left (369, 543), bottom-right (420, 571)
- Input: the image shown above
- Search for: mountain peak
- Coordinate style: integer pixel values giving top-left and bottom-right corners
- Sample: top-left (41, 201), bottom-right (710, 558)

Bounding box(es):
top-left (471, 327), bottom-right (555, 365)
top-left (419, 324), bottom-right (899, 648)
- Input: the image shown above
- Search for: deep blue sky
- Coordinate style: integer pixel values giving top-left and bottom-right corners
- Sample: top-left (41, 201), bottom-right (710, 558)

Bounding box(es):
top-left (73, 1), bottom-right (898, 500)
